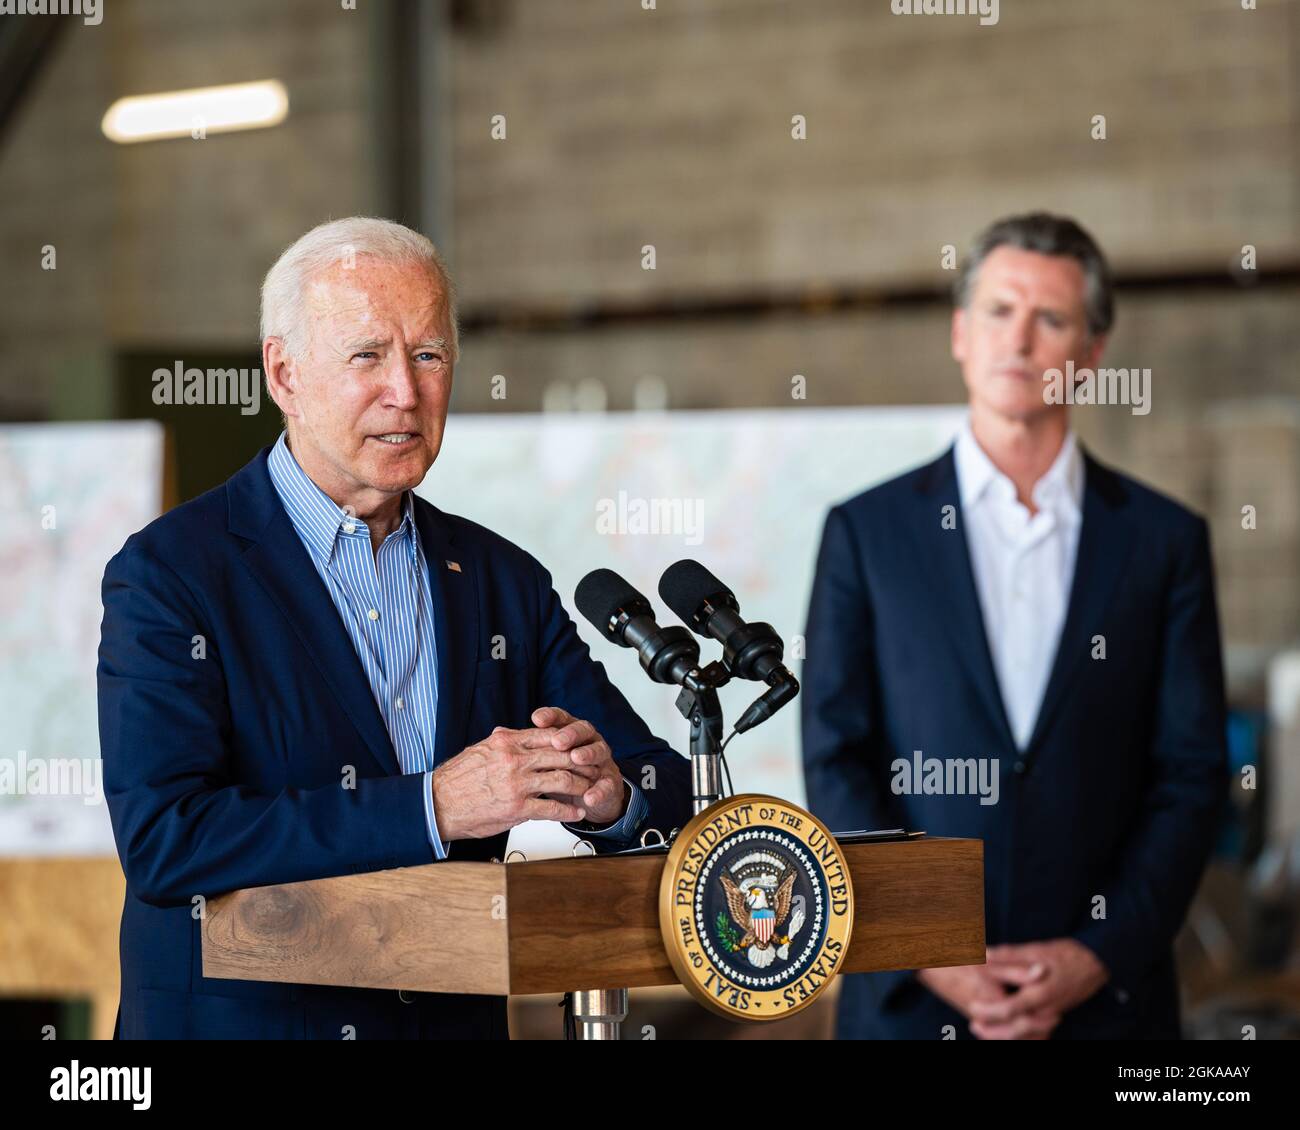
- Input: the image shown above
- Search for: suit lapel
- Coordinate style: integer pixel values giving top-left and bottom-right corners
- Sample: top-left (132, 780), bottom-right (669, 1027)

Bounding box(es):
top-left (229, 449), bottom-right (401, 777)
top-left (1024, 450), bottom-right (1133, 753)
top-left (910, 448), bottom-right (1018, 751)
top-left (413, 498), bottom-right (478, 766)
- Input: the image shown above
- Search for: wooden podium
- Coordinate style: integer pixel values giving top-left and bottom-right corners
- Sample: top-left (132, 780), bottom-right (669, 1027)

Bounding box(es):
top-left (201, 835), bottom-right (983, 1035)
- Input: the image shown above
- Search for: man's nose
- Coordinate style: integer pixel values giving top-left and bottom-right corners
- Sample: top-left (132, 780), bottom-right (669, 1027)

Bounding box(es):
top-left (1006, 309), bottom-right (1035, 355)
top-left (381, 357), bottom-right (420, 408)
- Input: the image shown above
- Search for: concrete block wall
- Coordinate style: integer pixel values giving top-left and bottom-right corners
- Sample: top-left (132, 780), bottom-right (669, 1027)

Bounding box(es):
top-left (0, 0), bottom-right (1297, 664)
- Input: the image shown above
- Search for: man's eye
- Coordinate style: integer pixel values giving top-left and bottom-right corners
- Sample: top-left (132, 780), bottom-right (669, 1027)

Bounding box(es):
top-left (352, 351), bottom-right (377, 361)
top-left (415, 351), bottom-right (444, 363)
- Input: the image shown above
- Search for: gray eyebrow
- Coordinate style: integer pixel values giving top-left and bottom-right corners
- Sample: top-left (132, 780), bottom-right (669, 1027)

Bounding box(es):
top-left (343, 336), bottom-right (388, 351)
top-left (342, 336), bottom-right (449, 352)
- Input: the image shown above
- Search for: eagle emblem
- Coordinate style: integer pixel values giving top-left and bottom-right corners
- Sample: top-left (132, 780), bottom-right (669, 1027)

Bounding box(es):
top-left (719, 870), bottom-right (806, 969)
top-left (659, 796), bottom-right (855, 1022)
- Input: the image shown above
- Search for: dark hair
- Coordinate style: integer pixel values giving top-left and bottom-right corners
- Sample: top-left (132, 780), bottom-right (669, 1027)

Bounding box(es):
top-left (953, 212), bottom-right (1115, 338)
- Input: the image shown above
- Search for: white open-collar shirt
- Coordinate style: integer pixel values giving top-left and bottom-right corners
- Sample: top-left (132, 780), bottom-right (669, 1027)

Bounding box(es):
top-left (953, 420), bottom-right (1085, 750)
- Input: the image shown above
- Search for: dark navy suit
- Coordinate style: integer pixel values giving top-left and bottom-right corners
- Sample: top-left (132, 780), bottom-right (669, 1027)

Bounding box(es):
top-left (801, 445), bottom-right (1228, 1039)
top-left (98, 444), bottom-right (690, 1039)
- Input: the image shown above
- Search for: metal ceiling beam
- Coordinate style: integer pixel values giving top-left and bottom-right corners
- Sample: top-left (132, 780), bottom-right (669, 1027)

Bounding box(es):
top-left (0, 13), bottom-right (68, 148)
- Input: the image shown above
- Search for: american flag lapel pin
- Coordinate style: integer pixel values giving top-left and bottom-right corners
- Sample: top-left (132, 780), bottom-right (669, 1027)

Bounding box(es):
top-left (445, 560), bottom-right (462, 573)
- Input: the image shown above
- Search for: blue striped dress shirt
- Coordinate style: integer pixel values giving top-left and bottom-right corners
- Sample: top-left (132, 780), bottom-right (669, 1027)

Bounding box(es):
top-left (266, 431), bottom-right (647, 859)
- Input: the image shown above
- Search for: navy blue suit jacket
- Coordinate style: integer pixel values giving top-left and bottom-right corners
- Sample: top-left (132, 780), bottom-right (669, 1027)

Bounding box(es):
top-left (98, 443), bottom-right (691, 1039)
top-left (801, 446), bottom-right (1228, 1039)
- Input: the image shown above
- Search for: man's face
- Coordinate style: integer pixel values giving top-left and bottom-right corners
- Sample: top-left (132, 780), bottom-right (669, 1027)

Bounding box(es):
top-left (951, 245), bottom-right (1105, 424)
top-left (272, 256), bottom-right (455, 507)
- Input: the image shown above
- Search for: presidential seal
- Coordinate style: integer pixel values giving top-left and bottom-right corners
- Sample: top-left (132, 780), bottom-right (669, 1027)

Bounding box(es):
top-left (659, 793), bottom-right (854, 1021)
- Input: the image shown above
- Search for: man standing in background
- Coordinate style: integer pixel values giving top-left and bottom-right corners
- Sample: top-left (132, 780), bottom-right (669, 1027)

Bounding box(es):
top-left (801, 213), bottom-right (1228, 1039)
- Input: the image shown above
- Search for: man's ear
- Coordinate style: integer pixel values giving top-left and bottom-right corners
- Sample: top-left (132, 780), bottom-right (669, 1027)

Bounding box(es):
top-left (262, 337), bottom-right (296, 420)
top-left (1081, 333), bottom-right (1108, 371)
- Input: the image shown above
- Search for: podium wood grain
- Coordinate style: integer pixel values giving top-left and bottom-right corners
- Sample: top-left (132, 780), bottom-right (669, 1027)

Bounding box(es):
top-left (203, 837), bottom-right (983, 994)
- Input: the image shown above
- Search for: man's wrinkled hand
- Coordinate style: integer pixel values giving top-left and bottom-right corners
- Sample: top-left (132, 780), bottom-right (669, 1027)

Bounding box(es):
top-left (528, 706), bottom-right (628, 826)
top-left (430, 721), bottom-right (600, 841)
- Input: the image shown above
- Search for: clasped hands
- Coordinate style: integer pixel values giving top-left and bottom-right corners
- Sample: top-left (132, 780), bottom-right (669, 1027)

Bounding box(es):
top-left (431, 706), bottom-right (628, 841)
top-left (917, 939), bottom-right (1110, 1039)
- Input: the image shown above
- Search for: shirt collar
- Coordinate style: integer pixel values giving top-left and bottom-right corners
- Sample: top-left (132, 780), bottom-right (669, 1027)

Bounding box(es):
top-left (266, 430), bottom-right (415, 564)
top-left (954, 418), bottom-right (1084, 521)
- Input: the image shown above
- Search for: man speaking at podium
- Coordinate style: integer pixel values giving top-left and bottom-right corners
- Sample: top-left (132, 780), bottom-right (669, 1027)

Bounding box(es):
top-left (98, 217), bottom-right (691, 1040)
top-left (802, 213), bottom-right (1228, 1039)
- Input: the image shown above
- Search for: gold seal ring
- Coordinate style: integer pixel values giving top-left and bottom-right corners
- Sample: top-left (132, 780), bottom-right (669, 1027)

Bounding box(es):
top-left (659, 793), bottom-right (854, 1022)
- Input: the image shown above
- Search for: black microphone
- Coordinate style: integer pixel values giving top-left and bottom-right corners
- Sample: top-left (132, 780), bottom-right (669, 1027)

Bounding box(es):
top-left (658, 559), bottom-right (799, 731)
top-left (574, 568), bottom-right (702, 687)
top-left (658, 560), bottom-right (791, 683)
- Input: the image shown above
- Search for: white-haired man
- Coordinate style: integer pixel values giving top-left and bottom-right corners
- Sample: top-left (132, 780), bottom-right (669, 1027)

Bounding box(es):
top-left (98, 216), bottom-right (692, 1040)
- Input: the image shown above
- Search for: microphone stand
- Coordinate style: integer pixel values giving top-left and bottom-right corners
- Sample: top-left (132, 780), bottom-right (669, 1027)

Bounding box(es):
top-left (674, 660), bottom-right (731, 815)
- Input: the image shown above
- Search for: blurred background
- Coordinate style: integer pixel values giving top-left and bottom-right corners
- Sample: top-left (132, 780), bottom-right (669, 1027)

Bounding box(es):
top-left (0, 0), bottom-right (1298, 1039)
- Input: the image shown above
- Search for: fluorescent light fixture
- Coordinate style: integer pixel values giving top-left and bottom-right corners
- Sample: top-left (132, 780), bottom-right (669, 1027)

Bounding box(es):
top-left (102, 80), bottom-right (288, 144)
